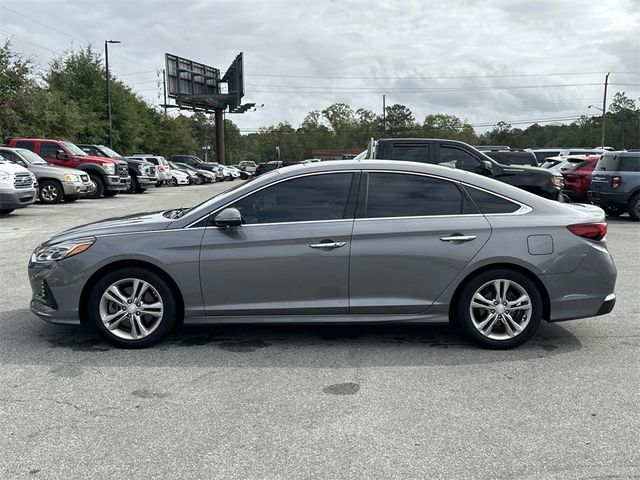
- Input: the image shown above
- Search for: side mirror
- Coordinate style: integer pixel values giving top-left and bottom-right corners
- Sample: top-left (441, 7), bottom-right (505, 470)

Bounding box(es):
top-left (482, 160), bottom-right (493, 171)
top-left (56, 150), bottom-right (70, 160)
top-left (214, 208), bottom-right (242, 228)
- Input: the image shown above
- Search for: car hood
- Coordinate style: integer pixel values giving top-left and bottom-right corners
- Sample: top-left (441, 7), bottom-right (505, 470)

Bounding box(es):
top-left (46, 211), bottom-right (172, 245)
top-left (0, 162), bottom-right (30, 174)
top-left (31, 163), bottom-right (87, 176)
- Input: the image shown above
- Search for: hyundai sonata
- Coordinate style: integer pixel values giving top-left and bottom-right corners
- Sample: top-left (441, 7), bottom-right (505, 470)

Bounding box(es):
top-left (28, 160), bottom-right (617, 348)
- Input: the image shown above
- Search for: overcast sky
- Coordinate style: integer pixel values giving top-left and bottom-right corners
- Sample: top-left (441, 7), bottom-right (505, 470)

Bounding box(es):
top-left (1, 0), bottom-right (639, 134)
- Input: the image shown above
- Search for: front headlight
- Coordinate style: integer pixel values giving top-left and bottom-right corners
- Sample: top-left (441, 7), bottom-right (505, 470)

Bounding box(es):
top-left (31, 237), bottom-right (96, 266)
top-left (0, 171), bottom-right (11, 181)
top-left (64, 174), bottom-right (80, 182)
top-left (104, 163), bottom-right (116, 175)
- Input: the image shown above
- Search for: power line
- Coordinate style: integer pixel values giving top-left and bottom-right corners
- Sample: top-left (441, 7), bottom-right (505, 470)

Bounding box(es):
top-left (0, 29), bottom-right (58, 54)
top-left (246, 71), bottom-right (640, 81)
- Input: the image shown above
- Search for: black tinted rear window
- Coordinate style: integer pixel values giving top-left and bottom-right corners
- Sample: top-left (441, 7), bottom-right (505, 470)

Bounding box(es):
top-left (464, 186), bottom-right (521, 214)
top-left (560, 159), bottom-right (587, 171)
top-left (620, 156), bottom-right (640, 172)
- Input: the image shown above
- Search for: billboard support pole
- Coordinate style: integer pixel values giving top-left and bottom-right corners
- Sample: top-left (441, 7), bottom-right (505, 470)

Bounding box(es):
top-left (215, 108), bottom-right (225, 165)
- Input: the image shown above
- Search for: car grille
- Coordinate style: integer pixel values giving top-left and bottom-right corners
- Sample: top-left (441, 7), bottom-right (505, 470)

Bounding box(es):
top-left (117, 162), bottom-right (129, 176)
top-left (80, 174), bottom-right (89, 182)
top-left (14, 172), bottom-right (33, 189)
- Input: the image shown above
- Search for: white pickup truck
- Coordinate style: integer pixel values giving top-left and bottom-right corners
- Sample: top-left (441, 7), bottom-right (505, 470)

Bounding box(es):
top-left (0, 158), bottom-right (37, 215)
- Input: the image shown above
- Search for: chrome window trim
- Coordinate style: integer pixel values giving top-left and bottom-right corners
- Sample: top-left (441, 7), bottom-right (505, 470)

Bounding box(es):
top-left (185, 169), bottom-right (360, 228)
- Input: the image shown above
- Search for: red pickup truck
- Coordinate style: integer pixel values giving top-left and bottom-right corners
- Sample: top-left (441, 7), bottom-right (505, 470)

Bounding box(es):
top-left (7, 138), bottom-right (130, 198)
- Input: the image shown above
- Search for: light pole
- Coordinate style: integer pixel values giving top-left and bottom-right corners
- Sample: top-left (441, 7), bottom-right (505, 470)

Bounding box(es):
top-left (202, 145), bottom-right (211, 162)
top-left (105, 40), bottom-right (121, 148)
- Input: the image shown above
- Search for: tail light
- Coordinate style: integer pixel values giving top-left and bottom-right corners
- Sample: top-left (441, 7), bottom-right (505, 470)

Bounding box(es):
top-left (567, 223), bottom-right (607, 241)
top-left (159, 166), bottom-right (165, 172)
top-left (610, 176), bottom-right (622, 188)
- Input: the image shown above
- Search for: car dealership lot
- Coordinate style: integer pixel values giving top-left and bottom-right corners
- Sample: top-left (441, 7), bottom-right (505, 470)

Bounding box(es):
top-left (1, 185), bottom-right (639, 479)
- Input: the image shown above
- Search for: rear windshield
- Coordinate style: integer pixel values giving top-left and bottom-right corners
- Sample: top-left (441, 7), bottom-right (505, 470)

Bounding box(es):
top-left (560, 159), bottom-right (587, 171)
top-left (596, 153), bottom-right (640, 172)
top-left (533, 151), bottom-right (559, 163)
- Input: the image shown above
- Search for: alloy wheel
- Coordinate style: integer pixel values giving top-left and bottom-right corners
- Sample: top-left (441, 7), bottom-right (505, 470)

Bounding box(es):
top-left (469, 279), bottom-right (532, 341)
top-left (98, 278), bottom-right (164, 340)
top-left (41, 184), bottom-right (59, 202)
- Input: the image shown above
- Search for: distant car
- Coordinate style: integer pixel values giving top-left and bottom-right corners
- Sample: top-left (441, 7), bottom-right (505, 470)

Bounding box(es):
top-left (255, 161), bottom-right (283, 176)
top-left (168, 161), bottom-right (202, 185)
top-left (172, 162), bottom-right (216, 184)
top-left (0, 147), bottom-right (93, 204)
top-left (483, 150), bottom-right (539, 167)
top-left (589, 151), bottom-right (640, 220)
top-left (528, 148), bottom-right (605, 165)
top-left (237, 161), bottom-right (257, 175)
top-left (130, 155), bottom-right (171, 185)
top-left (167, 167), bottom-right (190, 187)
top-left (28, 160), bottom-right (617, 349)
top-left (0, 157), bottom-right (37, 215)
top-left (559, 155), bottom-right (601, 202)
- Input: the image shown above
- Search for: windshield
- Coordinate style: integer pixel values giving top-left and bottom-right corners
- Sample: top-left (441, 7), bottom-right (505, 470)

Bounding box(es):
top-left (18, 149), bottom-right (48, 165)
top-left (98, 145), bottom-right (123, 158)
top-left (62, 141), bottom-right (87, 156)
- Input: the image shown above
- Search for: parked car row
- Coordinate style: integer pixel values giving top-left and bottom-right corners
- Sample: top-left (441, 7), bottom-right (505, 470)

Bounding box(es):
top-left (0, 137), bottom-right (251, 216)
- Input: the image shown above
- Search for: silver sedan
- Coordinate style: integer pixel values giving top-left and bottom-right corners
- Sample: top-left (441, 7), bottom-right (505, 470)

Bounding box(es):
top-left (28, 160), bottom-right (617, 349)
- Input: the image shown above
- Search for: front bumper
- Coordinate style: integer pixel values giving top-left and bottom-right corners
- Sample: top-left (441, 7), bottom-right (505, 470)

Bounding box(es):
top-left (0, 187), bottom-right (37, 209)
top-left (588, 190), bottom-right (630, 209)
top-left (105, 175), bottom-right (131, 191)
top-left (62, 181), bottom-right (93, 196)
top-left (137, 175), bottom-right (158, 187)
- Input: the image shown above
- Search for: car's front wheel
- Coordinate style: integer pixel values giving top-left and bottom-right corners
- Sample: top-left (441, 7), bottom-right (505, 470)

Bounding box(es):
top-left (455, 269), bottom-right (543, 349)
top-left (603, 206), bottom-right (624, 217)
top-left (88, 268), bottom-right (176, 348)
top-left (39, 180), bottom-right (64, 204)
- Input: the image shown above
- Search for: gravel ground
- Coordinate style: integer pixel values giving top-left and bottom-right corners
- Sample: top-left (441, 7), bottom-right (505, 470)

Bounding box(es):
top-left (0, 183), bottom-right (639, 479)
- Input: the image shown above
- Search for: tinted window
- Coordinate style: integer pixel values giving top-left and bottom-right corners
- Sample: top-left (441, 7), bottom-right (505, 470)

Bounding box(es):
top-left (464, 186), bottom-right (521, 214)
top-left (620, 156), bottom-right (640, 172)
top-left (391, 145), bottom-right (429, 162)
top-left (440, 146), bottom-right (483, 172)
top-left (231, 173), bottom-right (354, 224)
top-left (15, 141), bottom-right (35, 151)
top-left (365, 173), bottom-right (472, 218)
top-left (560, 159), bottom-right (588, 171)
top-left (145, 157), bottom-right (159, 165)
top-left (533, 151), bottom-right (559, 163)
top-left (40, 142), bottom-right (60, 159)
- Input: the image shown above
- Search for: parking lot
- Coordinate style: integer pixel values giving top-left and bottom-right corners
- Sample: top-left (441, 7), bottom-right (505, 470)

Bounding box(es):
top-left (1, 184), bottom-right (639, 479)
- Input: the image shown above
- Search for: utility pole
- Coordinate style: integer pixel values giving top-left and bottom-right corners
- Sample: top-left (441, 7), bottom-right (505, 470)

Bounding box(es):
top-left (382, 94), bottom-right (387, 135)
top-left (214, 108), bottom-right (225, 165)
top-left (104, 40), bottom-right (121, 148)
top-left (601, 72), bottom-right (610, 147)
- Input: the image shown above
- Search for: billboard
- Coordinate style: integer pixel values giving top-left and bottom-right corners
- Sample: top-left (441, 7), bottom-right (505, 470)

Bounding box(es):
top-left (165, 54), bottom-right (223, 110)
top-left (222, 53), bottom-right (244, 112)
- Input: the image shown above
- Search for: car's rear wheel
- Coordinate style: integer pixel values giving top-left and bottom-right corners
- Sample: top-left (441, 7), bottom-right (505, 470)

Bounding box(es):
top-left (627, 193), bottom-right (640, 221)
top-left (103, 190), bottom-right (118, 197)
top-left (88, 268), bottom-right (176, 348)
top-left (455, 269), bottom-right (543, 349)
top-left (64, 195), bottom-right (79, 202)
top-left (39, 180), bottom-right (64, 204)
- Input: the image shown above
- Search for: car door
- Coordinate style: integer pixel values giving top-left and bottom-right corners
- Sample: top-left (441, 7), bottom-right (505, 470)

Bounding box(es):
top-left (199, 171), bottom-right (359, 316)
top-left (38, 142), bottom-right (64, 167)
top-left (349, 171), bottom-right (492, 314)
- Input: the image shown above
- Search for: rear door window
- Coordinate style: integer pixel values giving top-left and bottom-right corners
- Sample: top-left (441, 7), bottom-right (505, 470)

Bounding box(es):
top-left (620, 156), bottom-right (640, 172)
top-left (390, 144), bottom-right (430, 163)
top-left (363, 173), bottom-right (476, 218)
top-left (14, 141), bottom-right (35, 151)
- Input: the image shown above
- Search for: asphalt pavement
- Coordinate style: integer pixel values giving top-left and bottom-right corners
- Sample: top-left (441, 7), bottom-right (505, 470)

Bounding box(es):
top-left (0, 182), bottom-right (639, 479)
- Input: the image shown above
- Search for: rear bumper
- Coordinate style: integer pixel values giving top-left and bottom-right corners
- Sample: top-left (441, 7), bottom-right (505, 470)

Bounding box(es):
top-left (543, 242), bottom-right (617, 322)
top-left (588, 190), bottom-right (630, 209)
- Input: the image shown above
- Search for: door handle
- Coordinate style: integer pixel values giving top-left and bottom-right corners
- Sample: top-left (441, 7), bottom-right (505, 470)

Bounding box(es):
top-left (309, 241), bottom-right (346, 249)
top-left (440, 235), bottom-right (477, 243)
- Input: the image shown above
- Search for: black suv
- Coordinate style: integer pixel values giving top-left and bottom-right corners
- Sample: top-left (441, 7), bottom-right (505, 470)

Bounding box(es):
top-left (589, 151), bottom-right (640, 220)
top-left (169, 155), bottom-right (222, 173)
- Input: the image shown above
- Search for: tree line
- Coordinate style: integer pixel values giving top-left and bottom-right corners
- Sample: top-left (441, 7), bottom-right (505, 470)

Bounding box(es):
top-left (1, 41), bottom-right (638, 163)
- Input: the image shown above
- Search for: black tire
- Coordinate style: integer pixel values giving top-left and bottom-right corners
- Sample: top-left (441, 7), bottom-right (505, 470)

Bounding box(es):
top-left (194, 176), bottom-right (204, 185)
top-left (86, 174), bottom-right (104, 199)
top-left (627, 193), bottom-right (640, 221)
top-left (38, 179), bottom-right (64, 204)
top-left (87, 267), bottom-right (176, 348)
top-left (0, 209), bottom-right (14, 215)
top-left (103, 190), bottom-right (118, 197)
top-left (454, 269), bottom-right (543, 349)
top-left (156, 181), bottom-right (163, 187)
top-left (127, 175), bottom-right (139, 194)
top-left (168, 177), bottom-right (178, 187)
top-left (136, 187), bottom-right (147, 194)
top-left (64, 196), bottom-right (79, 202)
top-left (603, 206), bottom-right (624, 217)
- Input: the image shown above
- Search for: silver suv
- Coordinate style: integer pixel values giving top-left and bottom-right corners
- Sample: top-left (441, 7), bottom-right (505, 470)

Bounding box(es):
top-left (0, 147), bottom-right (94, 204)
top-left (0, 157), bottom-right (37, 215)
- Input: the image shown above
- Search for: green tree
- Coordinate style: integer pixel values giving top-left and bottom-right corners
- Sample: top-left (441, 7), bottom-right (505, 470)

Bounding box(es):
top-left (385, 104), bottom-right (416, 137)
